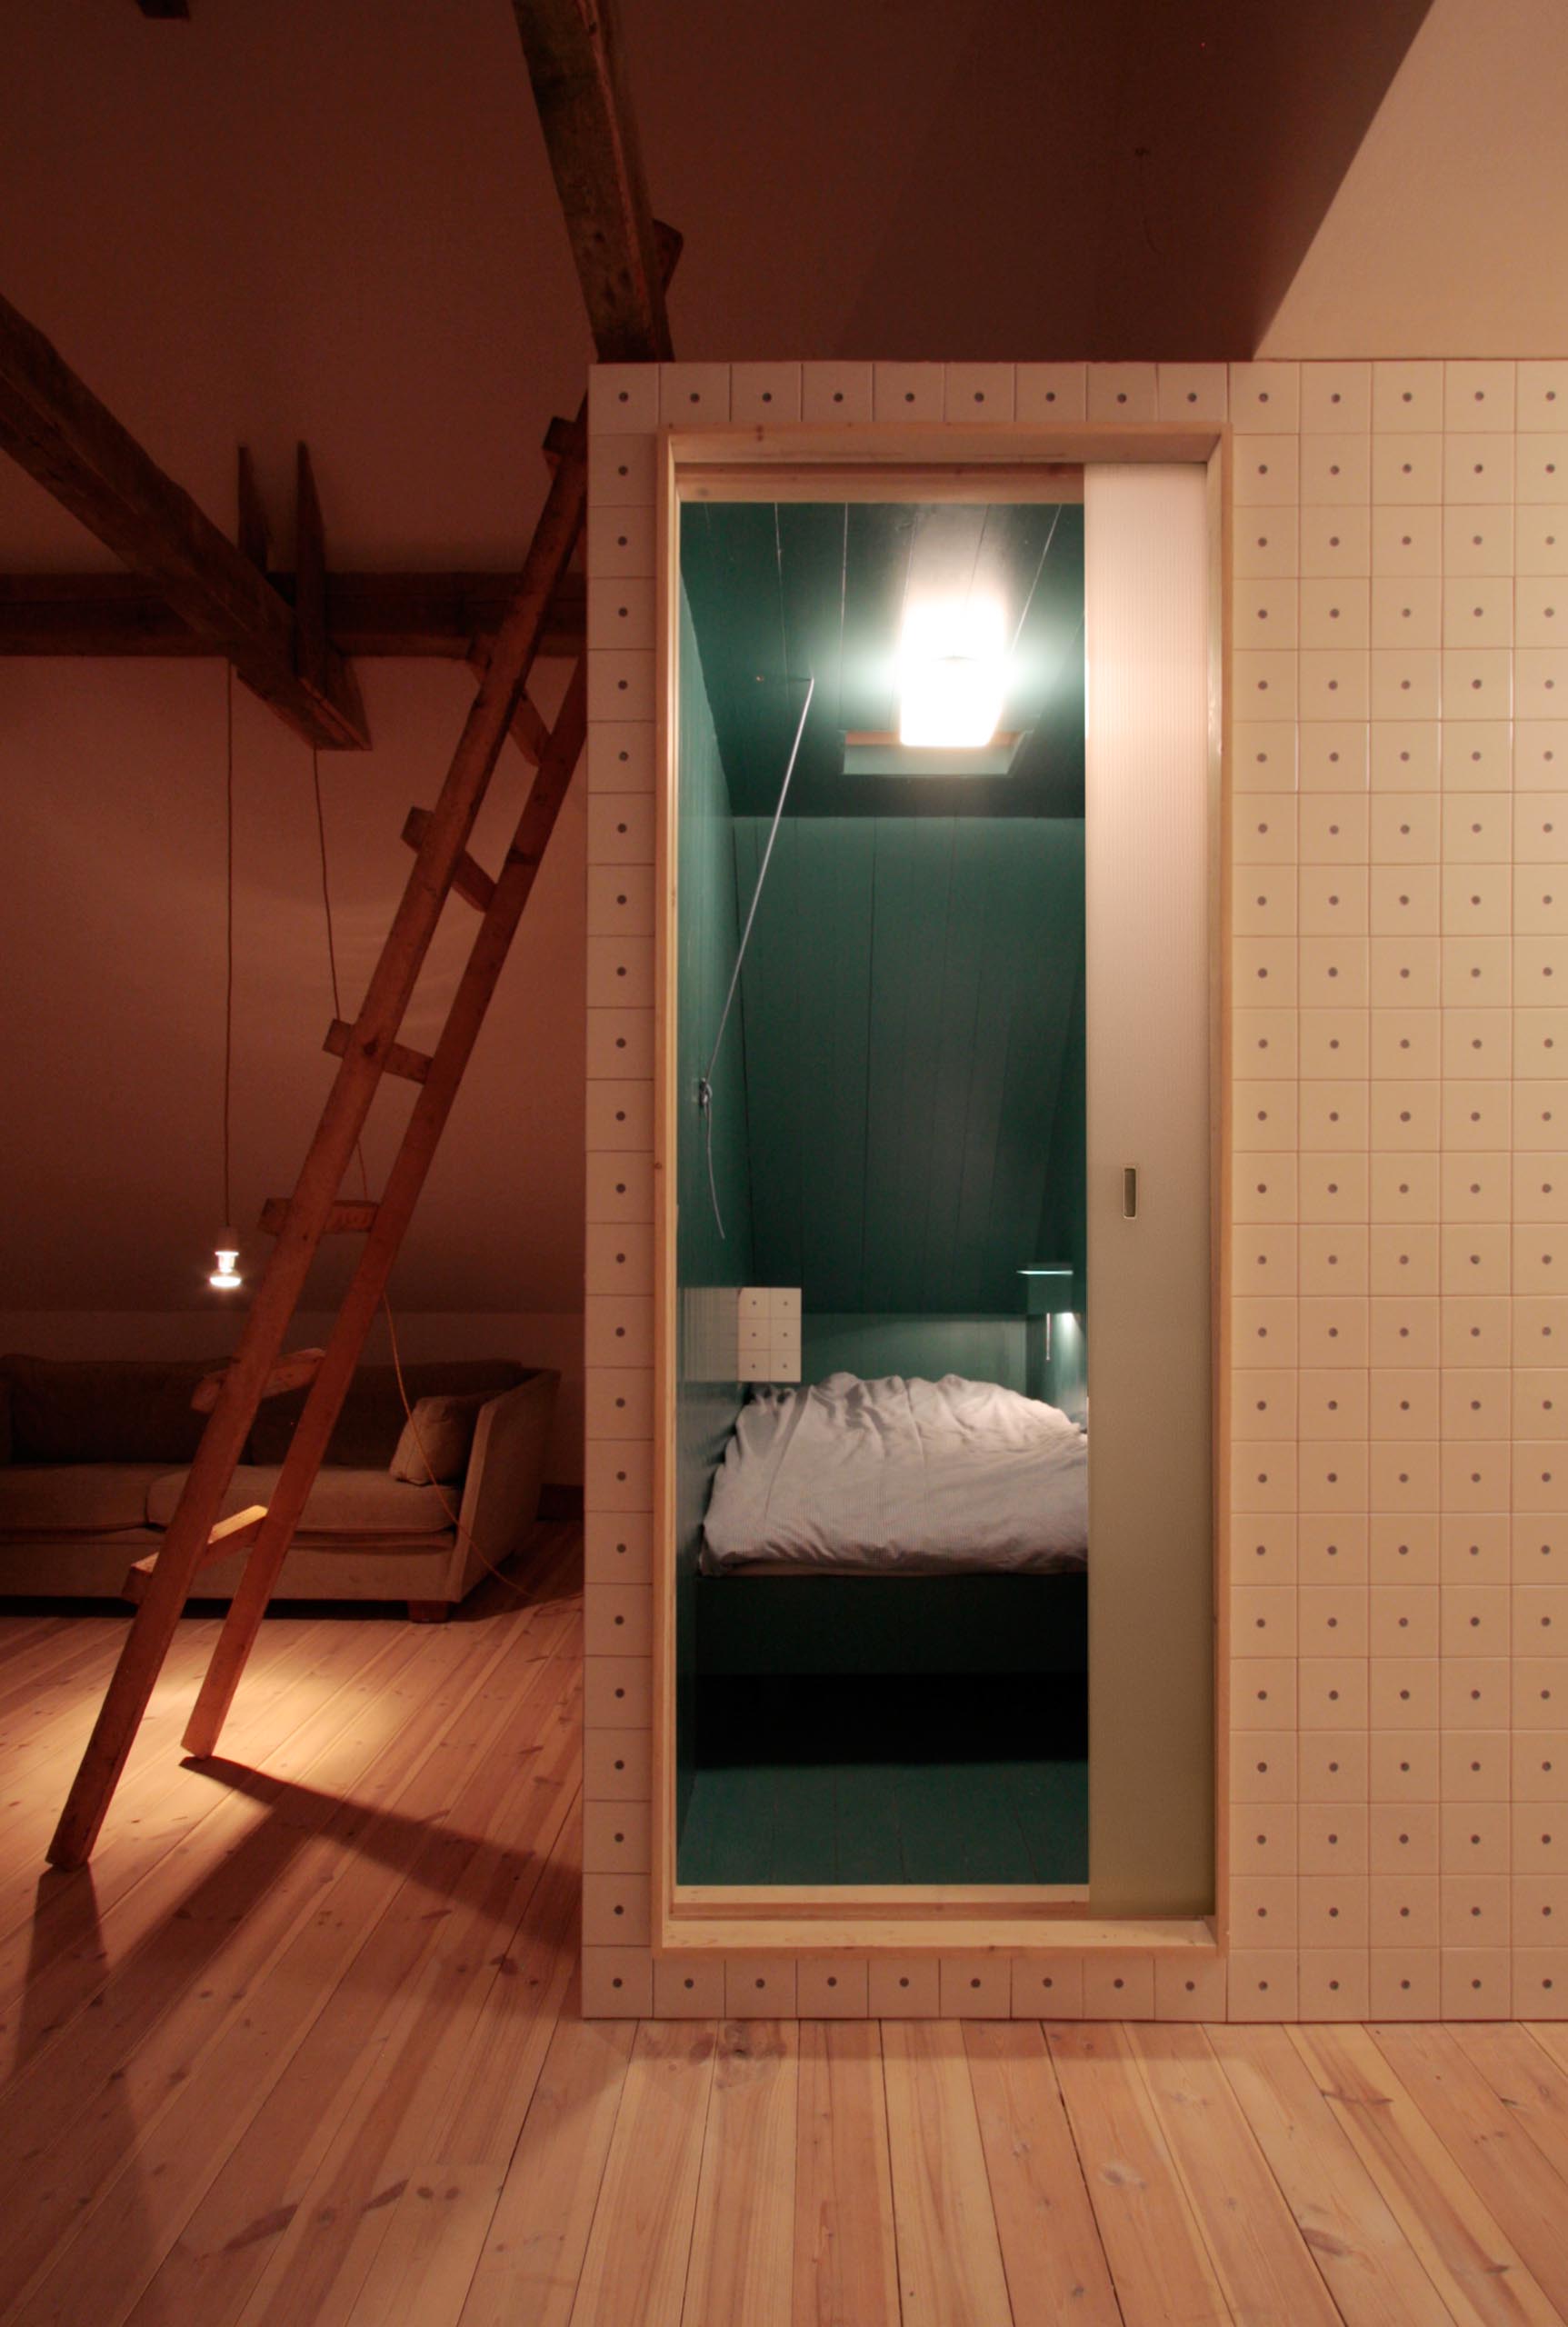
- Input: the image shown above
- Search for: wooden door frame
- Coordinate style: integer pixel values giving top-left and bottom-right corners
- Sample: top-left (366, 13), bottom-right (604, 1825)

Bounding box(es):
top-left (650, 420), bottom-right (1230, 1958)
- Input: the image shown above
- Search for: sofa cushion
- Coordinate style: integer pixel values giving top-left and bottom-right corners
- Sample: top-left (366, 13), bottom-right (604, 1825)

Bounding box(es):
top-left (146, 1464), bottom-right (454, 1540)
top-left (0, 1355), bottom-right (217, 1465)
top-left (0, 1464), bottom-right (173, 1536)
top-left (245, 1361), bottom-right (526, 1467)
top-left (389, 1392), bottom-right (490, 1485)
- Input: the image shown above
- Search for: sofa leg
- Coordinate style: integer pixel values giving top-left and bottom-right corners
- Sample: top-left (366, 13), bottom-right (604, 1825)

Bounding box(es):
top-left (406, 1600), bottom-right (452, 1623)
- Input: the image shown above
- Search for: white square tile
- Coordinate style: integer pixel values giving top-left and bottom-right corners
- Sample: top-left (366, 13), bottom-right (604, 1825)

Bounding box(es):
top-left (1519, 581), bottom-right (1568, 652)
top-left (1443, 506), bottom-right (1513, 576)
top-left (1443, 578), bottom-right (1512, 650)
top-left (594, 435), bottom-right (657, 506)
top-left (1016, 363), bottom-right (1086, 422)
top-left (1372, 434), bottom-right (1442, 504)
top-left (731, 362), bottom-right (802, 423)
top-left (802, 361), bottom-right (873, 423)
top-left (1372, 506), bottom-right (1442, 575)
top-left (1158, 363), bottom-right (1227, 422)
top-left (1301, 435), bottom-right (1371, 505)
top-left (1373, 360), bottom-right (1443, 432)
top-left (1443, 434), bottom-right (1513, 505)
top-left (1520, 362), bottom-right (1568, 430)
top-left (587, 574), bottom-right (655, 652)
top-left (1371, 577), bottom-right (1438, 651)
top-left (1301, 506), bottom-right (1372, 576)
top-left (659, 364), bottom-right (731, 424)
top-left (1231, 362), bottom-right (1301, 433)
top-left (1087, 362), bottom-right (1157, 421)
top-left (1519, 509), bottom-right (1568, 574)
top-left (591, 365), bottom-right (660, 432)
top-left (1302, 362), bottom-right (1372, 434)
top-left (1235, 508), bottom-right (1301, 576)
top-left (1443, 361), bottom-right (1514, 433)
top-left (1238, 577), bottom-right (1299, 648)
top-left (1235, 436), bottom-right (1300, 506)
top-left (654, 1955), bottom-right (726, 2016)
top-left (874, 361), bottom-right (944, 421)
top-left (945, 362), bottom-right (1014, 420)
top-left (588, 722), bottom-right (655, 793)
top-left (1519, 436), bottom-right (1568, 504)
top-left (587, 502), bottom-right (656, 578)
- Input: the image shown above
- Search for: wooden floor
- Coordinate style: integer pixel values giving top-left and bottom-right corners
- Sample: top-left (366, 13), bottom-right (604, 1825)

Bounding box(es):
top-left (7, 1526), bottom-right (1568, 2325)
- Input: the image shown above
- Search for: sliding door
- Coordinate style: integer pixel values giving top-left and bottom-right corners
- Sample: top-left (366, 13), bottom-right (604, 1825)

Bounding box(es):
top-left (1084, 463), bottom-right (1215, 1915)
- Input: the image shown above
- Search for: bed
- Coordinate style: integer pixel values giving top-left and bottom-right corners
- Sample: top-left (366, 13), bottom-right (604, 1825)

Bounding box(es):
top-left (697, 1373), bottom-right (1088, 1678)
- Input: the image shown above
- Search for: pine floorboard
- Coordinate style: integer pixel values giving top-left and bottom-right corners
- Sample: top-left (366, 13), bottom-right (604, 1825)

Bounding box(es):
top-left (3, 1530), bottom-right (1568, 2325)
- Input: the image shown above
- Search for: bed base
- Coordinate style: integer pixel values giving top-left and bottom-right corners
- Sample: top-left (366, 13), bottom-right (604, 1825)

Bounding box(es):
top-left (694, 1570), bottom-right (1087, 1678)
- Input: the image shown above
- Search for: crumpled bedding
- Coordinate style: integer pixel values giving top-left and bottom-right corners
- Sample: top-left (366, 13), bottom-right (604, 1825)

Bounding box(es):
top-left (700, 1372), bottom-right (1088, 1575)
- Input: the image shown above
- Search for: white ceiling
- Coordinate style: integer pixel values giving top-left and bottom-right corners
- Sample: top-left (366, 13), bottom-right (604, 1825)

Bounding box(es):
top-left (1261, 0), bottom-right (1568, 356)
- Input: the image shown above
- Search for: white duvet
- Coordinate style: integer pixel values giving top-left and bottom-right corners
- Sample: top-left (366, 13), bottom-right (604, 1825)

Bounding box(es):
top-left (700, 1372), bottom-right (1088, 1576)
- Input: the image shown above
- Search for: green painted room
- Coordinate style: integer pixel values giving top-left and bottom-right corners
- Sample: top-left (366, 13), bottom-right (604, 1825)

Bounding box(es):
top-left (673, 493), bottom-right (1094, 1889)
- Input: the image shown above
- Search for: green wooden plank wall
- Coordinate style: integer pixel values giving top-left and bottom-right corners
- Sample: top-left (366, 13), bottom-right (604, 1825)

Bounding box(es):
top-left (731, 814), bottom-right (1085, 1318)
top-left (674, 587), bottom-right (754, 1836)
top-left (800, 1313), bottom-right (1028, 1389)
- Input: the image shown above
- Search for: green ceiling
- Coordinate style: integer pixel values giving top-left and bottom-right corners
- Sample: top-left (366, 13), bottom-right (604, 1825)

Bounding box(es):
top-left (679, 500), bottom-right (1085, 818)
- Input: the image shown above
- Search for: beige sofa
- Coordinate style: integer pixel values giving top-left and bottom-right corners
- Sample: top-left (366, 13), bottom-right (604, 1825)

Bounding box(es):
top-left (0, 1353), bottom-right (558, 1617)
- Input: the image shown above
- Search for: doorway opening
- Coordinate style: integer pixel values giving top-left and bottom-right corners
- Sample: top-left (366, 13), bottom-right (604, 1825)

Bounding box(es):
top-left (673, 491), bottom-right (1090, 1891)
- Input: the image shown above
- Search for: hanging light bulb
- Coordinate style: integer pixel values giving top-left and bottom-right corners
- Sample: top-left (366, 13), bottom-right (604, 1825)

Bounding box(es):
top-left (206, 664), bottom-right (243, 1297)
top-left (209, 1232), bottom-right (243, 1292)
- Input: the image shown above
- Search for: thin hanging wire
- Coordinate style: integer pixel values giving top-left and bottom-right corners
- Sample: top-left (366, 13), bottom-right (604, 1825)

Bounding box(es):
top-left (310, 744), bottom-right (526, 1597)
top-left (311, 744), bottom-right (343, 1024)
top-left (220, 659), bottom-right (235, 1230)
top-left (697, 670), bottom-right (815, 1239)
top-left (1006, 502), bottom-right (1064, 664)
top-left (311, 745), bottom-right (373, 1205)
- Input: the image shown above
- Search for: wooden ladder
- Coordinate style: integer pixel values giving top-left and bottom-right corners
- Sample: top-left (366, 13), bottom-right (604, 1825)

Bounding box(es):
top-left (47, 404), bottom-right (596, 1870)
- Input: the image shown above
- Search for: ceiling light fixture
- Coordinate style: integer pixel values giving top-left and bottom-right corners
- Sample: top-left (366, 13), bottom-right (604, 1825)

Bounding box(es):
top-left (898, 596), bottom-right (1006, 749)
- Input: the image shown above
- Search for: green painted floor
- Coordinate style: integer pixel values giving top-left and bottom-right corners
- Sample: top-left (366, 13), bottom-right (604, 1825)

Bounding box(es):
top-left (678, 1676), bottom-right (1088, 1887)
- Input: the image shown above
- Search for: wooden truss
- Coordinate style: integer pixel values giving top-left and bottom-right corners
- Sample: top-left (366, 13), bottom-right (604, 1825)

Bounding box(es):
top-left (38, 0), bottom-right (674, 1866)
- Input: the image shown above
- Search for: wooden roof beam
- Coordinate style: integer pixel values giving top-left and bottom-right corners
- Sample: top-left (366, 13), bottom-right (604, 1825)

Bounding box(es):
top-left (0, 569), bottom-right (586, 659)
top-left (511, 0), bottom-right (674, 362)
top-left (0, 290), bottom-right (369, 747)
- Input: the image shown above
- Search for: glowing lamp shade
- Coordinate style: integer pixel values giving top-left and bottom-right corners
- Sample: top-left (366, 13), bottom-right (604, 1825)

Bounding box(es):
top-left (898, 597), bottom-right (1006, 749)
top-left (209, 1233), bottom-right (243, 1293)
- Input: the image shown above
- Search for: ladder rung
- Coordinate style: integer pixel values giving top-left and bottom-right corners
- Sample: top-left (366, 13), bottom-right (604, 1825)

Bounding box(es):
top-left (192, 1349), bottom-right (323, 1416)
top-left (258, 1195), bottom-right (378, 1236)
top-left (322, 1018), bottom-right (432, 1084)
top-left (399, 807), bottom-right (496, 912)
top-left (122, 1503), bottom-right (268, 1603)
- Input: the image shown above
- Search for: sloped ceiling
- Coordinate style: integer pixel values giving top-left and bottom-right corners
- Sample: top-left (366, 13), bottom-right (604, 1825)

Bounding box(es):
top-left (0, 0), bottom-right (1435, 1322)
top-left (620, 0), bottom-right (1433, 363)
top-left (1260, 0), bottom-right (1568, 356)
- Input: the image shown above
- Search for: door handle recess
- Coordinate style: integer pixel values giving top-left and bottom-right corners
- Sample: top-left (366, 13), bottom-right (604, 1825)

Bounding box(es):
top-left (1123, 1166), bottom-right (1138, 1219)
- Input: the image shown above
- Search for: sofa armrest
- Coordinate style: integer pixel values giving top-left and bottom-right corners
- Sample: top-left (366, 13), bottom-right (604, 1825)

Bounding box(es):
top-left (445, 1371), bottom-right (559, 1601)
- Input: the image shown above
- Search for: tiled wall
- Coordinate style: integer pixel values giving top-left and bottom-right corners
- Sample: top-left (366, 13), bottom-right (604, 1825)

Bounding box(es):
top-left (582, 357), bottom-right (1568, 2022)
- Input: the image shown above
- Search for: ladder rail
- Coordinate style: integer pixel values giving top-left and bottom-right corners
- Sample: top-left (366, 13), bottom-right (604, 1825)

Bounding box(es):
top-left (183, 663), bottom-right (588, 1756)
top-left (45, 427), bottom-right (589, 1871)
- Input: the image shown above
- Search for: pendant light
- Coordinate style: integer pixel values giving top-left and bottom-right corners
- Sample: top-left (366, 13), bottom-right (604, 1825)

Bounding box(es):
top-left (208, 660), bottom-right (243, 1294)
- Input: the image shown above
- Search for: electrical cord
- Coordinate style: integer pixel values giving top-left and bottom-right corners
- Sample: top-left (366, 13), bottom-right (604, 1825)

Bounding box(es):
top-left (696, 670), bottom-right (814, 1238)
top-left (310, 746), bottom-right (533, 1600)
top-left (220, 661), bottom-right (235, 1229)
